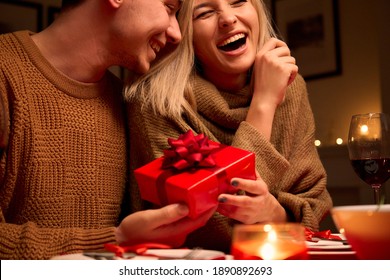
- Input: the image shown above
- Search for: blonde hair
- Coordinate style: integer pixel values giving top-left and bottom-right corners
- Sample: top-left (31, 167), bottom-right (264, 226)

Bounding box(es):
top-left (124, 0), bottom-right (276, 118)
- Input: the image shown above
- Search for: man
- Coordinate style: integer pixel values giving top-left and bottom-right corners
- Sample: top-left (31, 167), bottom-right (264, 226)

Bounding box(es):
top-left (0, 0), bottom-right (214, 259)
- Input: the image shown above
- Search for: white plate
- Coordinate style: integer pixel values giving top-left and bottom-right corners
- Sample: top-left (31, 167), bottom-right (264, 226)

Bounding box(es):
top-left (306, 233), bottom-right (351, 250)
top-left (308, 251), bottom-right (356, 255)
top-left (306, 240), bottom-right (351, 250)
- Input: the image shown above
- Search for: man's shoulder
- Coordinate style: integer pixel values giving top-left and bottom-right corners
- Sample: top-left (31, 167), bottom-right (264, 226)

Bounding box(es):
top-left (0, 31), bottom-right (25, 59)
top-left (0, 31), bottom-right (32, 71)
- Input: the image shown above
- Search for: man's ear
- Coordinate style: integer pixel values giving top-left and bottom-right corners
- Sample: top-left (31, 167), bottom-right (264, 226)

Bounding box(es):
top-left (108, 0), bottom-right (123, 9)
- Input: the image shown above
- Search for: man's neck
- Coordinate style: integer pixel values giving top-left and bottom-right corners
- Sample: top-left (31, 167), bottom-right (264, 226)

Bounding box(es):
top-left (31, 14), bottom-right (108, 83)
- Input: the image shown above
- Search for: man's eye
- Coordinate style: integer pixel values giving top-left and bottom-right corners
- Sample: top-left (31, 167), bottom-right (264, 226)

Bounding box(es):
top-left (166, 2), bottom-right (179, 15)
top-left (166, 4), bottom-right (175, 13)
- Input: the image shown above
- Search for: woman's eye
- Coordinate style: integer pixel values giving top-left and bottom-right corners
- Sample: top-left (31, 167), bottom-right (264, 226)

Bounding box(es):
top-left (231, 0), bottom-right (247, 7)
top-left (194, 10), bottom-right (214, 20)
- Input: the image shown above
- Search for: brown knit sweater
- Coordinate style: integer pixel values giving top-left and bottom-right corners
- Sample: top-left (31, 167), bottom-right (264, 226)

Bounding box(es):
top-left (0, 31), bottom-right (128, 259)
top-left (127, 73), bottom-right (332, 253)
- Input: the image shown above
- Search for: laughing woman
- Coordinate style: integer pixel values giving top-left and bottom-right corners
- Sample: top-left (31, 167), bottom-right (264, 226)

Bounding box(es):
top-left (125, 0), bottom-right (332, 252)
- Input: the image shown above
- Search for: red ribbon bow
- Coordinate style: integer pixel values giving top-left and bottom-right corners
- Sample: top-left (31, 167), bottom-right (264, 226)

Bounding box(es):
top-left (162, 130), bottom-right (220, 170)
top-left (305, 228), bottom-right (342, 241)
top-left (104, 243), bottom-right (171, 258)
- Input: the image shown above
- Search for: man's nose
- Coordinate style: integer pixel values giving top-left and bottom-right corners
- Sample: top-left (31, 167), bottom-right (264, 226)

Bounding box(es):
top-left (167, 17), bottom-right (182, 44)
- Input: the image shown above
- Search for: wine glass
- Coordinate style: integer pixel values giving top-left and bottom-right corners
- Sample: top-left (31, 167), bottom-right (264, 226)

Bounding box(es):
top-left (347, 113), bottom-right (390, 204)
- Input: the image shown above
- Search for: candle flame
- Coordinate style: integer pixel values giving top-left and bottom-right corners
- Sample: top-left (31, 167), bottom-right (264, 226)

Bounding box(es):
top-left (258, 230), bottom-right (278, 259)
top-left (259, 242), bottom-right (276, 260)
top-left (360, 125), bottom-right (369, 135)
top-left (268, 230), bottom-right (277, 241)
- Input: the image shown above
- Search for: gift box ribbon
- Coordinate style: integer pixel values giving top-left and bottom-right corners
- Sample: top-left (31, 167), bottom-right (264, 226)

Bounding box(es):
top-left (104, 243), bottom-right (171, 258)
top-left (162, 130), bottom-right (220, 170)
top-left (305, 228), bottom-right (343, 241)
top-left (156, 130), bottom-right (228, 207)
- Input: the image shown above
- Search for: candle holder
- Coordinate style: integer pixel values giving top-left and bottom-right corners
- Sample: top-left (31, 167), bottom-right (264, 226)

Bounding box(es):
top-left (231, 223), bottom-right (308, 260)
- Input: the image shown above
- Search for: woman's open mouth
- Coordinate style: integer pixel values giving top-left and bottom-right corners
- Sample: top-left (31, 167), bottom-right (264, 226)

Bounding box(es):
top-left (217, 33), bottom-right (247, 52)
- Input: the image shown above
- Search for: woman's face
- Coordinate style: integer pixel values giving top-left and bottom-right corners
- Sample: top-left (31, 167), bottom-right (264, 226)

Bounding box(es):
top-left (192, 0), bottom-right (259, 87)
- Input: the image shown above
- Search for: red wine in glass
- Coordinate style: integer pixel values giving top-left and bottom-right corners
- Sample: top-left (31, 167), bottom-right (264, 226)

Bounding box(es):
top-left (350, 158), bottom-right (390, 186)
top-left (348, 113), bottom-right (390, 204)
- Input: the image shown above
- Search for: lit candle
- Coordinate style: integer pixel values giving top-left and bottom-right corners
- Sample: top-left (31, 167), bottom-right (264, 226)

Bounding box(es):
top-left (259, 242), bottom-right (276, 260)
top-left (232, 224), bottom-right (308, 260)
top-left (258, 230), bottom-right (277, 260)
top-left (360, 124), bottom-right (369, 135)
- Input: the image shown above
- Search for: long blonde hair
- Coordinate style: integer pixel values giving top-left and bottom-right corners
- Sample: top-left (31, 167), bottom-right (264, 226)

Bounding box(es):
top-left (124, 0), bottom-right (276, 118)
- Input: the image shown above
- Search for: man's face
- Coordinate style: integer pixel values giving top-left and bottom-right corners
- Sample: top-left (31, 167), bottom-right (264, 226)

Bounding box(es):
top-left (111, 0), bottom-right (182, 74)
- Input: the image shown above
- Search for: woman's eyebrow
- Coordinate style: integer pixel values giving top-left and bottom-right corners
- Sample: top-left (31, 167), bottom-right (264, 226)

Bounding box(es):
top-left (193, 2), bottom-right (212, 11)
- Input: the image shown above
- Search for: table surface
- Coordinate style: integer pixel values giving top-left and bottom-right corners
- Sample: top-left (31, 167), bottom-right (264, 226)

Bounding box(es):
top-left (52, 234), bottom-right (358, 260)
top-left (53, 247), bottom-right (358, 260)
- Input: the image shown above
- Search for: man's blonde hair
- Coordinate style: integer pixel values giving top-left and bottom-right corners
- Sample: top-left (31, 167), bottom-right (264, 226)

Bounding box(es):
top-left (124, 0), bottom-right (276, 118)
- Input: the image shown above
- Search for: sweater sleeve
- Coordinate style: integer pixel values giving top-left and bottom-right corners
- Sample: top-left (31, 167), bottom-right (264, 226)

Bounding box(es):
top-left (231, 75), bottom-right (332, 231)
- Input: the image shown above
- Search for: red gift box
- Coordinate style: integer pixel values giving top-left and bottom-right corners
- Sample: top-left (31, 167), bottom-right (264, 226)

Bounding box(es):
top-left (134, 131), bottom-right (256, 219)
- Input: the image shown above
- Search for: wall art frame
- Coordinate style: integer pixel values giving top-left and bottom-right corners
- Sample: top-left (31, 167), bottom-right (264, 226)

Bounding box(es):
top-left (272, 0), bottom-right (341, 80)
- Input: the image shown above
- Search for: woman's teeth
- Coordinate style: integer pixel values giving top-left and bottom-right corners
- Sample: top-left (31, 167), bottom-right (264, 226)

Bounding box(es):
top-left (218, 33), bottom-right (246, 48)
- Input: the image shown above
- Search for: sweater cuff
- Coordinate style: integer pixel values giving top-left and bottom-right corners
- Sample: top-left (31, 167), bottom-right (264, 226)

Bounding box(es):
top-left (231, 121), bottom-right (290, 188)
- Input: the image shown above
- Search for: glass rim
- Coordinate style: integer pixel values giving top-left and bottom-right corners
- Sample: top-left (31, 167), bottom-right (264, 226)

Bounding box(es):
top-left (351, 112), bottom-right (389, 118)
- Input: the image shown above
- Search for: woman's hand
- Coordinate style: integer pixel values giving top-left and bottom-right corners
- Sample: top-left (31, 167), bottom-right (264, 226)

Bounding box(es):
top-left (252, 38), bottom-right (298, 107)
top-left (246, 38), bottom-right (298, 140)
top-left (217, 172), bottom-right (287, 224)
top-left (115, 204), bottom-right (216, 247)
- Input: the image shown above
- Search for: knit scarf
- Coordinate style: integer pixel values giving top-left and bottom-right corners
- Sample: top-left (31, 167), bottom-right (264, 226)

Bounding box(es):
top-left (191, 74), bottom-right (252, 144)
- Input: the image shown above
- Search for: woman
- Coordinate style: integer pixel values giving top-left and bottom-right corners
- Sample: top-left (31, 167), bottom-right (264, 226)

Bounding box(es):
top-left (125, 0), bottom-right (332, 252)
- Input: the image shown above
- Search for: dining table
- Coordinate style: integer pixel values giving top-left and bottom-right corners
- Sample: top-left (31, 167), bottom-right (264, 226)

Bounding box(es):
top-left (52, 232), bottom-right (358, 260)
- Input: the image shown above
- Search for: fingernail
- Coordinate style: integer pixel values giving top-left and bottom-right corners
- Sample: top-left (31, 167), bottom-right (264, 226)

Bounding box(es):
top-left (177, 204), bottom-right (189, 215)
top-left (218, 197), bottom-right (227, 203)
top-left (231, 180), bottom-right (239, 187)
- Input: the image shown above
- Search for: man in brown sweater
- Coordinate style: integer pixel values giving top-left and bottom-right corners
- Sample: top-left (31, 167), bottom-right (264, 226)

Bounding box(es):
top-left (0, 0), bottom-right (214, 259)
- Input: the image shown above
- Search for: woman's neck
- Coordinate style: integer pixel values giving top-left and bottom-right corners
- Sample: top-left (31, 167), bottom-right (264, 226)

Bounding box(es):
top-left (201, 70), bottom-right (249, 92)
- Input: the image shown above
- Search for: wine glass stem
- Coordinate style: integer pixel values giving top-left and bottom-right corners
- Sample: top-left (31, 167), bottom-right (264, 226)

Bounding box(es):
top-left (372, 185), bottom-right (381, 205)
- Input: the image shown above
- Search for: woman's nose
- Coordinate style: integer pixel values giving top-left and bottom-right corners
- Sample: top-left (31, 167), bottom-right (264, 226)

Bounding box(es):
top-left (218, 9), bottom-right (238, 28)
top-left (167, 17), bottom-right (182, 44)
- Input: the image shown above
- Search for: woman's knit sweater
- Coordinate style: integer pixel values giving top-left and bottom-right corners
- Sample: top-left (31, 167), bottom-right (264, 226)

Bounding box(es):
top-left (0, 31), bottom-right (128, 259)
top-left (127, 73), bottom-right (332, 253)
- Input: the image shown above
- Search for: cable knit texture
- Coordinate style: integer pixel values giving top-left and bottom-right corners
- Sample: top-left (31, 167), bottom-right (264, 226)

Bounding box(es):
top-left (0, 31), bottom-right (128, 259)
top-left (127, 73), bottom-right (332, 253)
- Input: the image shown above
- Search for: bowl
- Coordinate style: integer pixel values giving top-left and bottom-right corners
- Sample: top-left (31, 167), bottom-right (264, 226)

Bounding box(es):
top-left (331, 204), bottom-right (390, 259)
